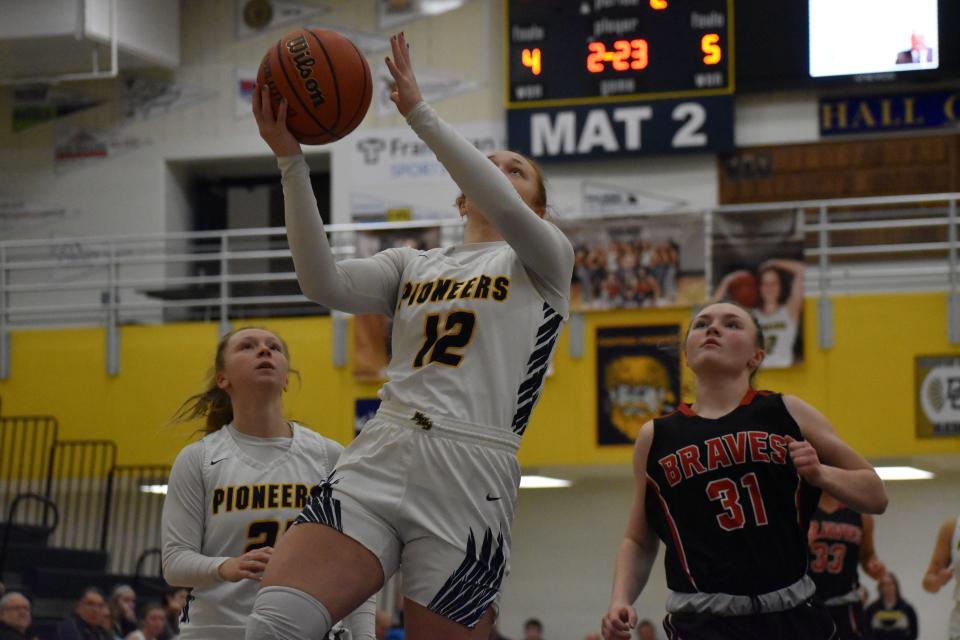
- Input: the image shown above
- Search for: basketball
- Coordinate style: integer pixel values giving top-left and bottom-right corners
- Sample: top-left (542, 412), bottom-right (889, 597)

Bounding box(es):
top-left (726, 271), bottom-right (760, 308)
top-left (257, 28), bottom-right (372, 145)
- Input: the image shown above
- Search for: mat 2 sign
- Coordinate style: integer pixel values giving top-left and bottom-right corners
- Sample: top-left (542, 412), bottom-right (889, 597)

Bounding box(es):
top-left (507, 96), bottom-right (734, 161)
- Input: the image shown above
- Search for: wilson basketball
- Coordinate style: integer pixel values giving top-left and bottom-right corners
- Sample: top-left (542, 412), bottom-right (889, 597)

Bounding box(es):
top-left (727, 271), bottom-right (760, 308)
top-left (257, 28), bottom-right (372, 145)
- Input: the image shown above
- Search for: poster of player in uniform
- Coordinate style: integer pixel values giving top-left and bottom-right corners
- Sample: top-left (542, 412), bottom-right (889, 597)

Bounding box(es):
top-left (561, 215), bottom-right (705, 311)
top-left (597, 325), bottom-right (681, 446)
top-left (711, 210), bottom-right (806, 369)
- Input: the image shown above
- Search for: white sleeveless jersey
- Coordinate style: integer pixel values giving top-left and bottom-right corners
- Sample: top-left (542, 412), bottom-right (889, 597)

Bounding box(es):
top-left (753, 305), bottom-right (798, 368)
top-left (177, 423), bottom-right (340, 638)
top-left (952, 515), bottom-right (960, 602)
top-left (380, 241), bottom-right (567, 436)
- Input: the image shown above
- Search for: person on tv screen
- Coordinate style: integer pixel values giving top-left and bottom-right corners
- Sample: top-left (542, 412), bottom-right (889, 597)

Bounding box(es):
top-left (896, 31), bottom-right (934, 64)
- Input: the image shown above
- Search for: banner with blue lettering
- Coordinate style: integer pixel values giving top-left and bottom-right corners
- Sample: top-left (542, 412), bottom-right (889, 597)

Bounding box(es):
top-left (597, 325), bottom-right (681, 446)
top-left (820, 90), bottom-right (960, 136)
top-left (508, 96), bottom-right (734, 161)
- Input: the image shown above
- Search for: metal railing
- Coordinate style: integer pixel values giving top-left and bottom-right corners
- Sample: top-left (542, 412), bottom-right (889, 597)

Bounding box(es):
top-left (45, 440), bottom-right (117, 551)
top-left (102, 464), bottom-right (170, 575)
top-left (0, 493), bottom-right (58, 573)
top-left (1, 194), bottom-right (958, 376)
top-left (0, 415), bottom-right (58, 525)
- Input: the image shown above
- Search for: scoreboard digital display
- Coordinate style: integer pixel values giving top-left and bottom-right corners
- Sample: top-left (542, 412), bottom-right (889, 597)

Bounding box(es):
top-left (506, 0), bottom-right (734, 108)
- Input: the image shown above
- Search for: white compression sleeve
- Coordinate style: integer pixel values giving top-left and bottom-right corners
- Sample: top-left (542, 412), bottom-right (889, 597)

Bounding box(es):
top-left (246, 586), bottom-right (332, 640)
top-left (161, 443), bottom-right (229, 588)
top-left (405, 102), bottom-right (574, 309)
top-left (340, 595), bottom-right (376, 640)
top-left (278, 155), bottom-right (411, 316)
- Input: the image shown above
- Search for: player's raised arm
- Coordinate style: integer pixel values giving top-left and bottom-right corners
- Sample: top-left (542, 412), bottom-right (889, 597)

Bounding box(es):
top-left (253, 84), bottom-right (410, 316)
top-left (385, 33), bottom-right (574, 304)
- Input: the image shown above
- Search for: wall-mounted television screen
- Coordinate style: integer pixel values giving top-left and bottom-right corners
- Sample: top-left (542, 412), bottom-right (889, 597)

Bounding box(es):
top-left (809, 0), bottom-right (939, 78)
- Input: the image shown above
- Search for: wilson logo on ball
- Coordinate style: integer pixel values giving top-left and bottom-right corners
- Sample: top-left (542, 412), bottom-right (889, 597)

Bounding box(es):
top-left (286, 35), bottom-right (326, 107)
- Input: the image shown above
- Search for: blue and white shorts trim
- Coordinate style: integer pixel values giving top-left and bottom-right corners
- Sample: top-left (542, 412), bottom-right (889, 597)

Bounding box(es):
top-left (293, 403), bottom-right (519, 629)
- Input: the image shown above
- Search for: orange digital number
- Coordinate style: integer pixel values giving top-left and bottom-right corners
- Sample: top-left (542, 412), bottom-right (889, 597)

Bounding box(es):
top-left (702, 33), bottom-right (722, 65)
top-left (521, 47), bottom-right (541, 76)
top-left (631, 39), bottom-right (649, 70)
top-left (612, 40), bottom-right (632, 71)
top-left (650, 0), bottom-right (668, 9)
top-left (587, 42), bottom-right (607, 73)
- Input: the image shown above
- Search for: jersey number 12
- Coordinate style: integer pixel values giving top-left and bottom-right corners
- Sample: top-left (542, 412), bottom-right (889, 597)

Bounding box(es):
top-left (413, 311), bottom-right (476, 367)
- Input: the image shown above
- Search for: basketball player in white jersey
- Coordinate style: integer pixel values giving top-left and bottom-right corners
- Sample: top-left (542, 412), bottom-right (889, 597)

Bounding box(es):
top-left (161, 327), bottom-right (374, 639)
top-left (923, 516), bottom-right (960, 639)
top-left (246, 32), bottom-right (574, 640)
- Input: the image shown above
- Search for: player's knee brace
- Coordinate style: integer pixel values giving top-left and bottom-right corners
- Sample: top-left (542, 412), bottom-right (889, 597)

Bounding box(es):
top-left (245, 585), bottom-right (332, 640)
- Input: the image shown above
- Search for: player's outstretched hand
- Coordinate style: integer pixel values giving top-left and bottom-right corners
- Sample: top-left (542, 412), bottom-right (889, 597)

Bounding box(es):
top-left (218, 546), bottom-right (274, 582)
top-left (865, 557), bottom-right (887, 581)
top-left (932, 566), bottom-right (956, 591)
top-left (384, 31), bottom-right (423, 117)
top-left (601, 603), bottom-right (637, 640)
top-left (252, 85), bottom-right (302, 157)
top-left (789, 439), bottom-right (824, 486)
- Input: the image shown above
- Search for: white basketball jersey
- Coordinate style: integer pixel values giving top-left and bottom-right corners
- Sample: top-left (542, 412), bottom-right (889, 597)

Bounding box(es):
top-left (178, 423), bottom-right (340, 638)
top-left (380, 241), bottom-right (567, 436)
top-left (753, 306), bottom-right (798, 368)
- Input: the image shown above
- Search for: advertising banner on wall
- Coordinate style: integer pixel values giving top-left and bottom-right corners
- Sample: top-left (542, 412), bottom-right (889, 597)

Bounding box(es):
top-left (596, 325), bottom-right (681, 446)
top-left (711, 211), bottom-right (806, 369)
top-left (916, 355), bottom-right (960, 437)
top-left (348, 120), bottom-right (504, 221)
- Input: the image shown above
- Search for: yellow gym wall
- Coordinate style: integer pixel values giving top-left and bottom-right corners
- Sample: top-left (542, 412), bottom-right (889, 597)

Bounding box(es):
top-left (2, 292), bottom-right (959, 470)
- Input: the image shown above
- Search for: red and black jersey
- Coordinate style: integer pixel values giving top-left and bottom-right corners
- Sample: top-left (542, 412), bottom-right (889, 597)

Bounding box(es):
top-left (808, 505), bottom-right (863, 600)
top-left (645, 390), bottom-right (821, 596)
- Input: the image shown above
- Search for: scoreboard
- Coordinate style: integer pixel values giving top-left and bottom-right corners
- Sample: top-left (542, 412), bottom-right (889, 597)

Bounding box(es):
top-left (506, 0), bottom-right (733, 108)
top-left (505, 0), bottom-right (735, 160)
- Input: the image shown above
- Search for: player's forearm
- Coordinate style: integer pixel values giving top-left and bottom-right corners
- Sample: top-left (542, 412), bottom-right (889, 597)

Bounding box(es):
top-left (609, 537), bottom-right (656, 607)
top-left (405, 102), bottom-right (573, 291)
top-left (278, 155), bottom-right (342, 302)
top-left (816, 466), bottom-right (887, 514)
top-left (161, 546), bottom-right (229, 588)
top-left (278, 156), bottom-right (394, 314)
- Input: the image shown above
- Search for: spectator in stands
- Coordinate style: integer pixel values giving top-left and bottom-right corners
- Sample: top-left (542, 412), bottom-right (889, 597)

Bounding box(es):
top-left (124, 603), bottom-right (166, 640)
top-left (57, 587), bottom-right (112, 640)
top-left (108, 585), bottom-right (137, 638)
top-left (99, 603), bottom-right (119, 640)
top-left (865, 572), bottom-right (919, 640)
top-left (375, 611), bottom-right (391, 640)
top-left (156, 587), bottom-right (187, 640)
top-left (0, 591), bottom-right (33, 640)
top-left (636, 619), bottom-right (657, 640)
top-left (523, 618), bottom-right (544, 640)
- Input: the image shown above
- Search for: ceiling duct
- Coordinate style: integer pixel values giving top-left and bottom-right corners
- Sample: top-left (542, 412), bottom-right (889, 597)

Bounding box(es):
top-left (0, 0), bottom-right (179, 85)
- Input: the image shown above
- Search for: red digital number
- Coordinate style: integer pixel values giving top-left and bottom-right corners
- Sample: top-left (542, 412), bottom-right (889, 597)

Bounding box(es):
top-left (587, 42), bottom-right (607, 73)
top-left (586, 39), bottom-right (649, 73)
